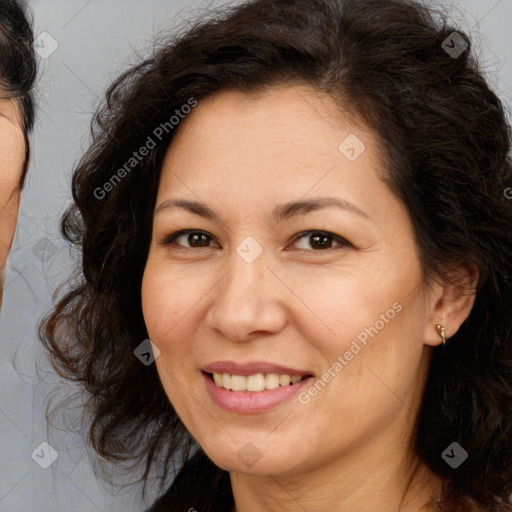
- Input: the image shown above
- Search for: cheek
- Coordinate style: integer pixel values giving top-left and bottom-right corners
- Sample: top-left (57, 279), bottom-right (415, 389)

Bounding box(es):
top-left (0, 125), bottom-right (25, 268)
top-left (281, 263), bottom-right (406, 351)
top-left (142, 262), bottom-right (211, 430)
top-left (291, 258), bottom-right (428, 392)
top-left (0, 122), bottom-right (25, 191)
top-left (141, 258), bottom-right (209, 346)
top-left (319, 287), bottom-right (428, 416)
top-left (0, 191), bottom-right (20, 268)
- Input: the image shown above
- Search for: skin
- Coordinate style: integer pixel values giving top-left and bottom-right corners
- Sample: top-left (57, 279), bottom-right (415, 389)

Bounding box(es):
top-left (0, 98), bottom-right (25, 304)
top-left (141, 85), bottom-right (477, 511)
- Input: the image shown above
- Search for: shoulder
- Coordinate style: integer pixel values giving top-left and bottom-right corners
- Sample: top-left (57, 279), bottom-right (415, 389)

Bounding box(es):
top-left (144, 450), bottom-right (233, 512)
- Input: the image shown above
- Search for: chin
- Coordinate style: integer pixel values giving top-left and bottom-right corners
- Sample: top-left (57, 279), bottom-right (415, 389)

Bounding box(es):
top-left (201, 440), bottom-right (303, 476)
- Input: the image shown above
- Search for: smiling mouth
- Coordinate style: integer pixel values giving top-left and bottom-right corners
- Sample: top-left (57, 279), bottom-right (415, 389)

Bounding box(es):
top-left (205, 372), bottom-right (312, 392)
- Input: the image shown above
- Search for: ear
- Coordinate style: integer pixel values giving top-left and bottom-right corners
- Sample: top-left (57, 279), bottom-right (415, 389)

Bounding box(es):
top-left (423, 263), bottom-right (479, 347)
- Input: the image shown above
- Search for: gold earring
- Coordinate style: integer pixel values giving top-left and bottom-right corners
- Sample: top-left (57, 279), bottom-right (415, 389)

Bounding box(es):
top-left (436, 324), bottom-right (446, 346)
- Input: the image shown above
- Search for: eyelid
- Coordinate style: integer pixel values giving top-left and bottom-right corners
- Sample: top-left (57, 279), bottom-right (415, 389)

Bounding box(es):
top-left (160, 229), bottom-right (219, 247)
top-left (160, 229), bottom-right (352, 251)
top-left (289, 230), bottom-right (353, 251)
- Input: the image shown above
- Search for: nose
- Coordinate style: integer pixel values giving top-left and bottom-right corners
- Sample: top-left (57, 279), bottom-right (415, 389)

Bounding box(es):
top-left (204, 252), bottom-right (288, 343)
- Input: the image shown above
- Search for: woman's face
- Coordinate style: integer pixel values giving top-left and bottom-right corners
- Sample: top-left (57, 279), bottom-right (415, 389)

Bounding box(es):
top-left (141, 85), bottom-right (446, 477)
top-left (0, 99), bottom-right (25, 294)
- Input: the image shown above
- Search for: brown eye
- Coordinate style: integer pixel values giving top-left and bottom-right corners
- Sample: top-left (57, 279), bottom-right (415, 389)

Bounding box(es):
top-left (309, 233), bottom-right (334, 250)
top-left (186, 232), bottom-right (210, 247)
top-left (290, 231), bottom-right (352, 252)
top-left (162, 230), bottom-right (218, 248)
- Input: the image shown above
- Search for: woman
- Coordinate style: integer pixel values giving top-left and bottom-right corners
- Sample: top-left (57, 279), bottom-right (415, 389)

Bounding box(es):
top-left (0, 0), bottom-right (37, 305)
top-left (41, 0), bottom-right (512, 510)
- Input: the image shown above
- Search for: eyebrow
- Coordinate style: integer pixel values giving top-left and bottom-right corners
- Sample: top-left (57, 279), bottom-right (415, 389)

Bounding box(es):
top-left (154, 196), bottom-right (369, 224)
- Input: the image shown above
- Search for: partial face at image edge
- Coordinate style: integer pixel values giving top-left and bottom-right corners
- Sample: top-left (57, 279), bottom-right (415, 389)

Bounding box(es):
top-left (0, 98), bottom-right (26, 306)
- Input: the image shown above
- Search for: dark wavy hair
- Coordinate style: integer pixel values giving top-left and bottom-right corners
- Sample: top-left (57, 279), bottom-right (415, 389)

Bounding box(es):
top-left (40, 0), bottom-right (512, 510)
top-left (0, 0), bottom-right (37, 186)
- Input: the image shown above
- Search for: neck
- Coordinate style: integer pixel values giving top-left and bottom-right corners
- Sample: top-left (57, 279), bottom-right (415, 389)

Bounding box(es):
top-left (230, 436), bottom-right (443, 512)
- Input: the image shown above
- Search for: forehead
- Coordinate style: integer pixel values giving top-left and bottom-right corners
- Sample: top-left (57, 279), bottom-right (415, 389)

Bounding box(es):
top-left (167, 86), bottom-right (381, 167)
top-left (172, 85), bottom-right (368, 144)
top-left (159, 86), bottom-right (385, 197)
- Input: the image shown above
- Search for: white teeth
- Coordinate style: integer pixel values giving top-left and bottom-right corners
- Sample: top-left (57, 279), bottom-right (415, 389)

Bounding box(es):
top-left (211, 372), bottom-right (306, 392)
top-left (279, 375), bottom-right (291, 386)
top-left (222, 373), bottom-right (231, 390)
top-left (265, 373), bottom-right (280, 390)
top-left (231, 375), bottom-right (246, 391)
top-left (247, 374), bottom-right (266, 392)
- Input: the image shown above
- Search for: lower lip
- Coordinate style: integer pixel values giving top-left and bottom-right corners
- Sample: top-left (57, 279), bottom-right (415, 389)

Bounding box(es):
top-left (203, 372), bottom-right (313, 413)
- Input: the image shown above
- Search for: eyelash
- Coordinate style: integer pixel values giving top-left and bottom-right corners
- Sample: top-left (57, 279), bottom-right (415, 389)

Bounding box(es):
top-left (160, 229), bottom-right (353, 253)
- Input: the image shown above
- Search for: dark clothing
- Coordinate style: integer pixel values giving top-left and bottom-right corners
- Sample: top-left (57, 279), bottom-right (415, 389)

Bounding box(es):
top-left (145, 450), bottom-right (234, 512)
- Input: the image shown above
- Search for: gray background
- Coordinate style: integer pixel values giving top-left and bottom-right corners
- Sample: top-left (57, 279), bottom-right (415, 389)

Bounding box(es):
top-left (0, 0), bottom-right (511, 510)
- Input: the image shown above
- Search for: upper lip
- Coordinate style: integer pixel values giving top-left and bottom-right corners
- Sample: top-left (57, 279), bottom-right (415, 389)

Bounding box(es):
top-left (202, 361), bottom-right (313, 377)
